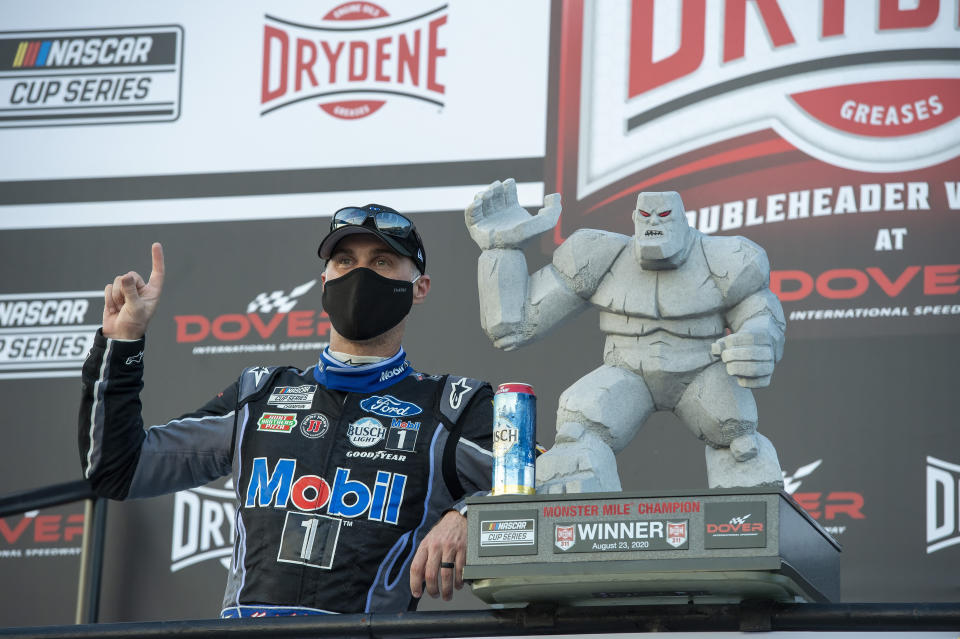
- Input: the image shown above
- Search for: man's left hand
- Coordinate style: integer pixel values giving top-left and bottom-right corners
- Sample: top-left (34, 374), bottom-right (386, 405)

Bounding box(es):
top-left (409, 510), bottom-right (466, 601)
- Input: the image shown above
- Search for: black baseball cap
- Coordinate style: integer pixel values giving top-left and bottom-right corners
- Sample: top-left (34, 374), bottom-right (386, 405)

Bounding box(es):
top-left (318, 204), bottom-right (426, 274)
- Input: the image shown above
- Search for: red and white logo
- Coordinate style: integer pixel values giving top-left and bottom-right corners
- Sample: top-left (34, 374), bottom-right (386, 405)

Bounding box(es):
top-left (666, 521), bottom-right (688, 548)
top-left (174, 280), bottom-right (331, 356)
top-left (546, 1), bottom-right (960, 245)
top-left (260, 2), bottom-right (448, 120)
top-left (783, 459), bottom-right (865, 538)
top-left (554, 524), bottom-right (575, 551)
top-left (577, 1), bottom-right (958, 198)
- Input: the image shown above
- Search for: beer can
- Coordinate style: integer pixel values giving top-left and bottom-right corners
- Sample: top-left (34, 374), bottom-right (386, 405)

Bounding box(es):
top-left (492, 383), bottom-right (536, 495)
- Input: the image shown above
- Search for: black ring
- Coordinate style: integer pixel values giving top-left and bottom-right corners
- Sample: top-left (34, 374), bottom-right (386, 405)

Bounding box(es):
top-left (440, 562), bottom-right (455, 569)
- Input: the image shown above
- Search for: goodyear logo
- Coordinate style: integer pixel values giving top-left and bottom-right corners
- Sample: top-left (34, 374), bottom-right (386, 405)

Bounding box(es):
top-left (0, 25), bottom-right (183, 128)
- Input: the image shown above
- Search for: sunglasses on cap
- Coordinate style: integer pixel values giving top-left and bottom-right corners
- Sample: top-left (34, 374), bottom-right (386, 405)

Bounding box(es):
top-left (320, 203), bottom-right (426, 273)
top-left (330, 204), bottom-right (415, 238)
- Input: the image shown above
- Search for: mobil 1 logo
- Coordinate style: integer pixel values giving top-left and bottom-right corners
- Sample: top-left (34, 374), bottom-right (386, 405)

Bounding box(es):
top-left (385, 418), bottom-right (419, 452)
top-left (704, 501), bottom-right (767, 549)
top-left (277, 512), bottom-right (341, 569)
top-left (478, 509), bottom-right (538, 557)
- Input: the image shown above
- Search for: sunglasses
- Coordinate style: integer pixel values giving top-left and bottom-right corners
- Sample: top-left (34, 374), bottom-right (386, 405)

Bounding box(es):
top-left (330, 205), bottom-right (414, 239)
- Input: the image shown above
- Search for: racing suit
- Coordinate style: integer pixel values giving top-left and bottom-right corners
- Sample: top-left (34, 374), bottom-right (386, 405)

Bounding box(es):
top-left (78, 330), bottom-right (493, 616)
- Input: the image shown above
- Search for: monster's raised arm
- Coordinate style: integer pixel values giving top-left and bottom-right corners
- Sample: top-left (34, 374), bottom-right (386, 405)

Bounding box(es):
top-left (465, 179), bottom-right (623, 350)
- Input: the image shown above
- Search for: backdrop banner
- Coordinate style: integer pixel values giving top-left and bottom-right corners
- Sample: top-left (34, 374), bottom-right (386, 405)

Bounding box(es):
top-left (0, 0), bottom-right (957, 626)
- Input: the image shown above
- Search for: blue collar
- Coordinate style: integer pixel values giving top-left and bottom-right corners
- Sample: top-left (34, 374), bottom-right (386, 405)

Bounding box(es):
top-left (313, 346), bottom-right (412, 393)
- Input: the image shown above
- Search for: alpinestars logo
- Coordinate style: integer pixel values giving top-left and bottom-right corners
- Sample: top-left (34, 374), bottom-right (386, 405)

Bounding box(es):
top-left (448, 377), bottom-right (472, 409)
top-left (175, 280), bottom-right (330, 356)
top-left (927, 456), bottom-right (960, 554)
top-left (783, 459), bottom-right (865, 537)
top-left (260, 2), bottom-right (448, 120)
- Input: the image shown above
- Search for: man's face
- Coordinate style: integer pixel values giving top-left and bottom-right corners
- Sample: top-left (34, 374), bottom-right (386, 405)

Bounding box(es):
top-left (323, 234), bottom-right (417, 281)
top-left (632, 191), bottom-right (691, 267)
top-left (322, 233), bottom-right (430, 303)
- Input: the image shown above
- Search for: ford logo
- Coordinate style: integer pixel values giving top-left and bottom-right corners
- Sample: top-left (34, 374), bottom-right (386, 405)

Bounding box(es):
top-left (360, 394), bottom-right (423, 417)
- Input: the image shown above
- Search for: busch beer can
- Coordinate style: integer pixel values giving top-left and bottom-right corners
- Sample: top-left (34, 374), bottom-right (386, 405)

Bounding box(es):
top-left (492, 383), bottom-right (536, 495)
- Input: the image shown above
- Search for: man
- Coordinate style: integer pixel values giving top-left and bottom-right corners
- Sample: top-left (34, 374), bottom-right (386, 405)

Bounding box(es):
top-left (79, 204), bottom-right (494, 616)
top-left (465, 180), bottom-right (784, 492)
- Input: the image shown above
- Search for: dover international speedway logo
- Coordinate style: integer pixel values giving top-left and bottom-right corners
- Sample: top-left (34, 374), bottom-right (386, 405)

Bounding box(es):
top-left (0, 25), bottom-right (183, 128)
top-left (260, 2), bottom-right (448, 120)
top-left (174, 280), bottom-right (331, 356)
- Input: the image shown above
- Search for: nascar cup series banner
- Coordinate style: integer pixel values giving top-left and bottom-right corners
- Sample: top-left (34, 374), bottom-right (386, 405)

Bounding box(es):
top-left (0, 0), bottom-right (957, 627)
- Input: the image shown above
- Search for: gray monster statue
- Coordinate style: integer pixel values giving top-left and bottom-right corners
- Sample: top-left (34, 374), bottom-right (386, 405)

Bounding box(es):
top-left (465, 179), bottom-right (786, 493)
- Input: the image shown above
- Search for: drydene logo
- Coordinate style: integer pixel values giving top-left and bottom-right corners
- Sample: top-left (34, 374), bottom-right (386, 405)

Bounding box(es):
top-left (927, 456), bottom-right (960, 554)
top-left (260, 2), bottom-right (448, 119)
top-left (0, 25), bottom-right (183, 128)
top-left (576, 2), bottom-right (960, 198)
top-left (171, 481), bottom-right (235, 572)
top-left (0, 290), bottom-right (101, 380)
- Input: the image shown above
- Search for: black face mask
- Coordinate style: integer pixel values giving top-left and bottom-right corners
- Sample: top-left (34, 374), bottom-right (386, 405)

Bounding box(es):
top-left (321, 267), bottom-right (415, 341)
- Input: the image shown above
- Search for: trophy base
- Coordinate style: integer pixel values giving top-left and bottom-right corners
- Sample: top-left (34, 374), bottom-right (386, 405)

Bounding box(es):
top-left (464, 489), bottom-right (840, 606)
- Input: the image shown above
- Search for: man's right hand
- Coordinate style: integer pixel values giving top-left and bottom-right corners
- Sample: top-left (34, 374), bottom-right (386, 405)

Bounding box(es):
top-left (465, 178), bottom-right (561, 250)
top-left (102, 242), bottom-right (165, 340)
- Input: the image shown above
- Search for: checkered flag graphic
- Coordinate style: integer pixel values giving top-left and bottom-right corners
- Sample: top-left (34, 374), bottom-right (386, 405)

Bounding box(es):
top-left (246, 280), bottom-right (316, 313)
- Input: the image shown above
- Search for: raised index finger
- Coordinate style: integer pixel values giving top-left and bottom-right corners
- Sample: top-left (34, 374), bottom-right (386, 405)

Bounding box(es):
top-left (148, 242), bottom-right (165, 291)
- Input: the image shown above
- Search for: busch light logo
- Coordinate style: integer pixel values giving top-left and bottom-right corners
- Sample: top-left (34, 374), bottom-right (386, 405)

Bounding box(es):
top-left (347, 417), bottom-right (386, 447)
top-left (244, 458), bottom-right (406, 525)
top-left (360, 394), bottom-right (422, 417)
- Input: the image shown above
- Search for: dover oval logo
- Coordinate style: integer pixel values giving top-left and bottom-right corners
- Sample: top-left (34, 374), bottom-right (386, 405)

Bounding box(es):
top-left (260, 1), bottom-right (449, 120)
top-left (347, 417), bottom-right (386, 448)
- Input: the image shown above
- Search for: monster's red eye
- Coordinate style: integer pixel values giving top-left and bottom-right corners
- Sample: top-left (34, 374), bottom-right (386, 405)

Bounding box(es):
top-left (659, 210), bottom-right (672, 217)
top-left (638, 210), bottom-right (651, 217)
